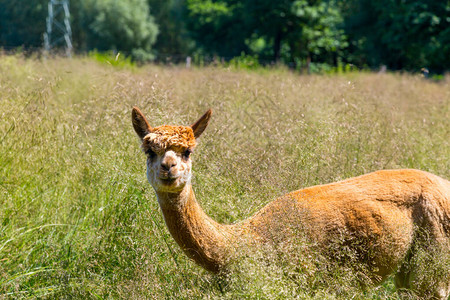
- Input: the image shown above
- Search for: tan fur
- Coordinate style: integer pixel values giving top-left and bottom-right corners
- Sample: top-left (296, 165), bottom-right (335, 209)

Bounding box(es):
top-left (143, 125), bottom-right (196, 154)
top-left (132, 107), bottom-right (450, 299)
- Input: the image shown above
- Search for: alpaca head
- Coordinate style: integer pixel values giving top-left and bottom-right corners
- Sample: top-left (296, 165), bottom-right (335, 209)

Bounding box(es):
top-left (132, 107), bottom-right (211, 194)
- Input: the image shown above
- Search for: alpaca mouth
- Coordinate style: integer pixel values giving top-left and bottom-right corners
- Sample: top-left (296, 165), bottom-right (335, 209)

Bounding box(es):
top-left (159, 176), bottom-right (177, 185)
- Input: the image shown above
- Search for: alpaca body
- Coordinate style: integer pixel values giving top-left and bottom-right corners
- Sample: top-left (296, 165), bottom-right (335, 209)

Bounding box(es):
top-left (131, 107), bottom-right (450, 298)
top-left (243, 169), bottom-right (450, 283)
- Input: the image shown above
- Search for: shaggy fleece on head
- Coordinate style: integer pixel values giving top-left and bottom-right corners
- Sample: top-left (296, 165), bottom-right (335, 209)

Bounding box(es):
top-left (143, 125), bottom-right (196, 153)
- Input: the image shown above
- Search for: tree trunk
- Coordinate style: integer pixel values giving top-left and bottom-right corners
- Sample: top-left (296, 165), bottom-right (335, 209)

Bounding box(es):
top-left (273, 29), bottom-right (282, 64)
top-left (306, 53), bottom-right (311, 74)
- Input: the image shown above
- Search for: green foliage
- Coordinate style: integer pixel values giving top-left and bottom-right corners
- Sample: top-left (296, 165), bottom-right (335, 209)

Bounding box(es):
top-left (239, 0), bottom-right (348, 66)
top-left (0, 0), bottom-right (158, 61)
top-left (0, 0), bottom-right (47, 48)
top-left (147, 0), bottom-right (192, 58)
top-left (184, 0), bottom-right (348, 69)
top-left (88, 0), bottom-right (158, 62)
top-left (0, 0), bottom-right (449, 72)
top-left (342, 0), bottom-right (450, 72)
top-left (290, 0), bottom-right (348, 55)
top-left (88, 50), bottom-right (135, 68)
top-left (228, 52), bottom-right (261, 70)
top-left (185, 0), bottom-right (248, 57)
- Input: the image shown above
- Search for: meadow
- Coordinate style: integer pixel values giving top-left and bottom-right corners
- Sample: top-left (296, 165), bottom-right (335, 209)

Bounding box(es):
top-left (0, 55), bottom-right (449, 299)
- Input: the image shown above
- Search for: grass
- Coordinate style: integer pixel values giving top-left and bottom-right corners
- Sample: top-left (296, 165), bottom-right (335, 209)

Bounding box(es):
top-left (0, 54), bottom-right (449, 299)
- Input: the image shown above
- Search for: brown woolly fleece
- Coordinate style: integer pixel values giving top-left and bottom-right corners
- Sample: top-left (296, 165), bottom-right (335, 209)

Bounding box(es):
top-left (243, 169), bottom-right (450, 279)
top-left (143, 125), bottom-right (196, 154)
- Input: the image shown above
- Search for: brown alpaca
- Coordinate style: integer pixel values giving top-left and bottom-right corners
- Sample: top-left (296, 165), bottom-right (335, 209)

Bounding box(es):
top-left (132, 107), bottom-right (450, 299)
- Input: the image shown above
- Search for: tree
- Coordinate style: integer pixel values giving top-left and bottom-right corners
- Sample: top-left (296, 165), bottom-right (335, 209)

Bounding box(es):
top-left (88, 0), bottom-right (159, 61)
top-left (147, 0), bottom-right (192, 61)
top-left (288, 0), bottom-right (347, 67)
top-left (1, 0), bottom-right (449, 72)
top-left (185, 0), bottom-right (347, 67)
top-left (185, 0), bottom-right (249, 58)
top-left (241, 0), bottom-right (348, 67)
top-left (241, 0), bottom-right (293, 62)
top-left (0, 0), bottom-right (159, 61)
top-left (0, 0), bottom-right (47, 49)
top-left (343, 0), bottom-right (450, 72)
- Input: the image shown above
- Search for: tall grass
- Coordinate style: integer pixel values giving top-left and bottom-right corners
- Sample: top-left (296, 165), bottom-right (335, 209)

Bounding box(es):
top-left (0, 54), bottom-right (449, 298)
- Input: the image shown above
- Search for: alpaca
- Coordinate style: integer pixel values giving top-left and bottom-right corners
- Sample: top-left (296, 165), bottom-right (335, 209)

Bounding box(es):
top-left (131, 107), bottom-right (450, 299)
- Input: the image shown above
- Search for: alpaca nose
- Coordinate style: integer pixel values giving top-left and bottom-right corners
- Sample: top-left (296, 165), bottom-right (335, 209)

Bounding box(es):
top-left (161, 157), bottom-right (177, 171)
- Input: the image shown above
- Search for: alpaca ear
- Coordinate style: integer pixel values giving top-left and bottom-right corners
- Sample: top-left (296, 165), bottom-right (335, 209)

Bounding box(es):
top-left (190, 109), bottom-right (212, 139)
top-left (132, 106), bottom-right (152, 140)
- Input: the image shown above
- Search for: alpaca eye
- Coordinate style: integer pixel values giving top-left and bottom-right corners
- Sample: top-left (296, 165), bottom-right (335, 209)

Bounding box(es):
top-left (183, 149), bottom-right (191, 159)
top-left (146, 149), bottom-right (156, 159)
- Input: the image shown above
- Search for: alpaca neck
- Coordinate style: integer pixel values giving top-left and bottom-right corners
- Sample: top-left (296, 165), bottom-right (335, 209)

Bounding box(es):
top-left (155, 185), bottom-right (236, 272)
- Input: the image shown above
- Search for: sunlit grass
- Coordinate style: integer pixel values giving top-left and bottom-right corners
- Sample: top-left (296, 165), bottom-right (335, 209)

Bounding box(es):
top-left (0, 54), bottom-right (449, 298)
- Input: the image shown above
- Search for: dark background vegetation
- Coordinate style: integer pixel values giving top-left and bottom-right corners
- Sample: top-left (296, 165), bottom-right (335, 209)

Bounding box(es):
top-left (0, 0), bottom-right (449, 73)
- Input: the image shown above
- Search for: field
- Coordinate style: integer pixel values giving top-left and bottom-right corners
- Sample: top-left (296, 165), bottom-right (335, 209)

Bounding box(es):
top-left (0, 55), bottom-right (449, 299)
